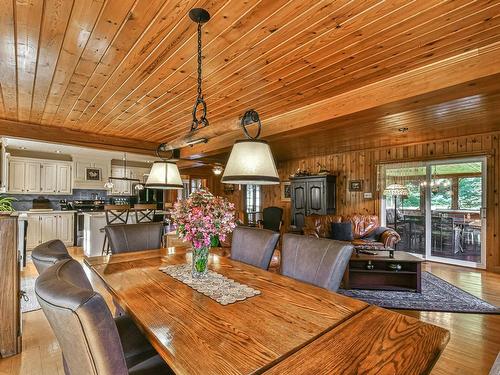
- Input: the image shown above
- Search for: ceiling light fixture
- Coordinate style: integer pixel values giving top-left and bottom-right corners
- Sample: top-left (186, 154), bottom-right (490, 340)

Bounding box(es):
top-left (189, 8), bottom-right (210, 132)
top-left (212, 164), bottom-right (224, 175)
top-left (104, 153), bottom-right (142, 192)
top-left (398, 127), bottom-right (409, 133)
top-left (222, 110), bottom-right (279, 185)
top-left (186, 137), bottom-right (208, 147)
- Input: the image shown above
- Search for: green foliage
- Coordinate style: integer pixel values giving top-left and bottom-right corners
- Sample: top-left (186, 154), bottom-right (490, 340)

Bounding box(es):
top-left (458, 177), bottom-right (482, 210)
top-left (0, 195), bottom-right (16, 211)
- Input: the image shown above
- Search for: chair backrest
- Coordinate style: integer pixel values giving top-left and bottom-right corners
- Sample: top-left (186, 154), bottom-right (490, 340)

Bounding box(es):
top-left (35, 259), bottom-right (127, 375)
top-left (261, 206), bottom-right (283, 232)
top-left (133, 204), bottom-right (157, 223)
top-left (230, 226), bottom-right (280, 270)
top-left (104, 205), bottom-right (130, 225)
top-left (31, 239), bottom-right (72, 274)
top-left (281, 234), bottom-right (353, 292)
top-left (105, 222), bottom-right (163, 254)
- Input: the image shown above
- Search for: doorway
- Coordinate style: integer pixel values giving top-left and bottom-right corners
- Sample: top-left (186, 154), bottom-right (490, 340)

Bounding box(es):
top-left (380, 157), bottom-right (486, 269)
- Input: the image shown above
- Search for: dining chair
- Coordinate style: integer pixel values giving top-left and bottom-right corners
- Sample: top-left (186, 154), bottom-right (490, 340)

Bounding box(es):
top-left (258, 206), bottom-right (283, 232)
top-left (133, 203), bottom-right (157, 223)
top-left (230, 226), bottom-right (280, 270)
top-left (105, 222), bottom-right (163, 254)
top-left (35, 259), bottom-right (172, 375)
top-left (31, 239), bottom-right (72, 274)
top-left (281, 234), bottom-right (353, 292)
top-left (101, 204), bottom-right (130, 255)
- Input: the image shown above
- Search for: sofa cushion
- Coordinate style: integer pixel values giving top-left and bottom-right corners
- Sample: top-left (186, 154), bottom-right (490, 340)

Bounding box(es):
top-left (331, 222), bottom-right (353, 241)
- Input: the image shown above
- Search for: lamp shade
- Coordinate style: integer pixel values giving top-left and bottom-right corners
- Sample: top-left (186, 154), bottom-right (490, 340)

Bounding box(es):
top-left (221, 139), bottom-right (279, 185)
top-left (145, 161), bottom-right (183, 189)
top-left (383, 183), bottom-right (409, 197)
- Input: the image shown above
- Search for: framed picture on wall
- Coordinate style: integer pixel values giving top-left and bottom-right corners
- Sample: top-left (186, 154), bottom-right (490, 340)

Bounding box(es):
top-left (349, 180), bottom-right (363, 192)
top-left (85, 168), bottom-right (102, 181)
top-left (281, 181), bottom-right (291, 201)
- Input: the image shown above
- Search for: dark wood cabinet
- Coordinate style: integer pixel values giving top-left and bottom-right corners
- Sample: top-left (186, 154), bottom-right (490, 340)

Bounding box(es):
top-left (290, 175), bottom-right (336, 230)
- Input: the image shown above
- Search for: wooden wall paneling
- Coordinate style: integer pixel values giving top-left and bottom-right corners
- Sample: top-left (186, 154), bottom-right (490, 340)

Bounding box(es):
top-left (0, 216), bottom-right (20, 358)
top-left (0, 0), bottom-right (18, 119)
top-left (263, 132), bottom-right (500, 272)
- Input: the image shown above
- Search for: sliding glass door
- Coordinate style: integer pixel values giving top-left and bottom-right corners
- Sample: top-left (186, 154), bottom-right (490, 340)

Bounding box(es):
top-left (381, 157), bottom-right (486, 269)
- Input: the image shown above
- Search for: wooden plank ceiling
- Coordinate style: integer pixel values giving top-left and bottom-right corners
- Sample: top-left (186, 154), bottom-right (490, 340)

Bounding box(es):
top-left (0, 0), bottom-right (499, 158)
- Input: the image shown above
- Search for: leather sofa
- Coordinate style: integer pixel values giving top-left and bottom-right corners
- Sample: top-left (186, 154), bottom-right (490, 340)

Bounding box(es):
top-left (303, 214), bottom-right (400, 250)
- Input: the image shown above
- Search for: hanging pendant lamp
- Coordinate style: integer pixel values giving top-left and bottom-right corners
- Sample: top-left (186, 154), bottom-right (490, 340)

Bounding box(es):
top-left (145, 146), bottom-right (183, 189)
top-left (222, 110), bottom-right (279, 185)
top-left (145, 9), bottom-right (210, 189)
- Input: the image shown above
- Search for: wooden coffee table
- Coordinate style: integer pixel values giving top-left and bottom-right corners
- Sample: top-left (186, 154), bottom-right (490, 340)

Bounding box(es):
top-left (344, 251), bottom-right (423, 292)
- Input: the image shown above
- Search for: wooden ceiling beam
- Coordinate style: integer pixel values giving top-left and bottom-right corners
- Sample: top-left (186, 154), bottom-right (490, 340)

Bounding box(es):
top-left (173, 42), bottom-right (500, 158)
top-left (0, 119), bottom-right (158, 155)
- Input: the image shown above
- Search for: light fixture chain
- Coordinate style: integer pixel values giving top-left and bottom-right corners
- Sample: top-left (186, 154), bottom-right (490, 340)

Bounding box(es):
top-left (197, 21), bottom-right (202, 99)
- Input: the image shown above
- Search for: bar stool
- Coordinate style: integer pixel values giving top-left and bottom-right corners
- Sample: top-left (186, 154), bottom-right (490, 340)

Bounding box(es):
top-left (133, 204), bottom-right (157, 223)
top-left (101, 204), bottom-right (130, 255)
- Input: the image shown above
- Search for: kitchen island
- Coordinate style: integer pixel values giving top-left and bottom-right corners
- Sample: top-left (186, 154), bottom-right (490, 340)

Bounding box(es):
top-left (83, 210), bottom-right (170, 256)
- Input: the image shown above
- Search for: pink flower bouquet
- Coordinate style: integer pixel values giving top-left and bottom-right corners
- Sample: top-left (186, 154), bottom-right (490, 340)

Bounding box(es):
top-left (171, 189), bottom-right (236, 277)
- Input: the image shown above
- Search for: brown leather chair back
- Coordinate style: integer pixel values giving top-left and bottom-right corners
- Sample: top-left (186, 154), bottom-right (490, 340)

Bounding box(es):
top-left (345, 214), bottom-right (379, 239)
top-left (281, 234), bottom-right (353, 292)
top-left (105, 222), bottom-right (163, 254)
top-left (230, 226), bottom-right (280, 270)
top-left (35, 259), bottom-right (128, 375)
top-left (31, 239), bottom-right (72, 275)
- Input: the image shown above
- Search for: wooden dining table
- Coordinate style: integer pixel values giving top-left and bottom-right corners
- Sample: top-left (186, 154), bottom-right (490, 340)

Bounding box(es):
top-left (84, 247), bottom-right (449, 375)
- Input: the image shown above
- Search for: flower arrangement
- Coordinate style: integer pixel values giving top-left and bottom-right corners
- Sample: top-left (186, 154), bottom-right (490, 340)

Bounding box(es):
top-left (172, 189), bottom-right (236, 277)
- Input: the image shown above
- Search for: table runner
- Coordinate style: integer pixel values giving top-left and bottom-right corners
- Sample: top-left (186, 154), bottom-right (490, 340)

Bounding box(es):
top-left (159, 264), bottom-right (261, 305)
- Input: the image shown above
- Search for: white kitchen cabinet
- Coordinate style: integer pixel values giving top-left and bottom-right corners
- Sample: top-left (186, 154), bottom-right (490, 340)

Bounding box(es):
top-left (41, 163), bottom-right (58, 193)
top-left (26, 212), bottom-right (74, 250)
top-left (73, 159), bottom-right (109, 189)
top-left (24, 161), bottom-right (42, 193)
top-left (26, 215), bottom-right (41, 249)
top-left (56, 164), bottom-right (72, 194)
top-left (8, 157), bottom-right (72, 195)
top-left (8, 160), bottom-right (25, 193)
top-left (40, 215), bottom-right (57, 243)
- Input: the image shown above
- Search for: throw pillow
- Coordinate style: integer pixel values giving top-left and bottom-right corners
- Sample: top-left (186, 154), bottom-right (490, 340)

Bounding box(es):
top-left (331, 222), bottom-right (353, 241)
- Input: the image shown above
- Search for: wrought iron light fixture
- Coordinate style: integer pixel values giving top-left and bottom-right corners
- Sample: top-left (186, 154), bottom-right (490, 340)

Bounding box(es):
top-left (104, 153), bottom-right (142, 191)
top-left (221, 110), bottom-right (279, 185)
top-left (189, 8), bottom-right (210, 132)
top-left (145, 146), bottom-right (183, 190)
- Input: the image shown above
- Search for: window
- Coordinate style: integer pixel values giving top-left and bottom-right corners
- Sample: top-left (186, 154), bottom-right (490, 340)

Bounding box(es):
top-left (458, 177), bottom-right (482, 210)
top-left (190, 178), bottom-right (205, 193)
top-left (245, 185), bottom-right (261, 225)
top-left (430, 178), bottom-right (452, 210)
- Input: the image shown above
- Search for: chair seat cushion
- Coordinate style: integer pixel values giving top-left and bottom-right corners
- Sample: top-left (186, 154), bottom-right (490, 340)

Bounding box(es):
top-left (128, 355), bottom-right (174, 375)
top-left (114, 315), bottom-right (157, 368)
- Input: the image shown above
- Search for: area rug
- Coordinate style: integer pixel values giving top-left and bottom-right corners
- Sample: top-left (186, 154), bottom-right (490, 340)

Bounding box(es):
top-left (339, 272), bottom-right (499, 314)
top-left (21, 276), bottom-right (41, 313)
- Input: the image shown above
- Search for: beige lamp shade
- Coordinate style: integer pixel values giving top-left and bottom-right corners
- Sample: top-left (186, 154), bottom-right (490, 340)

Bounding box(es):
top-left (145, 161), bottom-right (183, 189)
top-left (221, 140), bottom-right (279, 185)
top-left (383, 183), bottom-right (409, 197)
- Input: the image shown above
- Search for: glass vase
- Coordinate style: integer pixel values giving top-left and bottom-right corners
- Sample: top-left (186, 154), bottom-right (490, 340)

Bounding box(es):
top-left (191, 245), bottom-right (209, 278)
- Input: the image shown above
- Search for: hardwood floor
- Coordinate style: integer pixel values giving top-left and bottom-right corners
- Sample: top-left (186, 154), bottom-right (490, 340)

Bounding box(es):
top-left (0, 248), bottom-right (498, 375)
